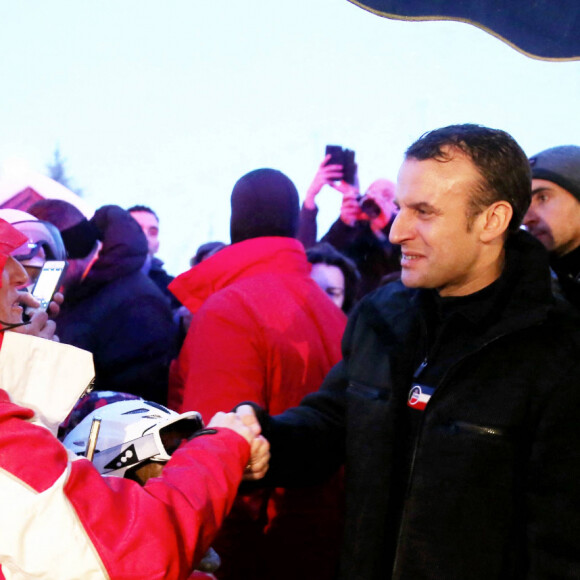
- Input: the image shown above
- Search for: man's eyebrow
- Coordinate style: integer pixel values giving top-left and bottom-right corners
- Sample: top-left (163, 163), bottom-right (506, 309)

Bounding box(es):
top-left (408, 201), bottom-right (442, 214)
top-left (531, 186), bottom-right (550, 195)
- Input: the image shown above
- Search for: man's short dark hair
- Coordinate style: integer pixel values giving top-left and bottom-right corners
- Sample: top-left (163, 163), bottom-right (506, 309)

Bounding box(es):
top-left (128, 205), bottom-right (159, 221)
top-left (405, 124), bottom-right (531, 233)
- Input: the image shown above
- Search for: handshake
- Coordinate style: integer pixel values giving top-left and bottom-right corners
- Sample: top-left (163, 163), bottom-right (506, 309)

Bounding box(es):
top-left (207, 405), bottom-right (269, 482)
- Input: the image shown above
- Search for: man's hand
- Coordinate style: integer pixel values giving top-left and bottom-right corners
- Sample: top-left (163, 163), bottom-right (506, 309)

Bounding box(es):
top-left (236, 404), bottom-right (270, 481)
top-left (243, 435), bottom-right (270, 481)
top-left (207, 411), bottom-right (257, 446)
top-left (304, 155), bottom-right (344, 210)
top-left (47, 291), bottom-right (64, 319)
top-left (339, 189), bottom-right (365, 227)
top-left (15, 292), bottom-right (59, 341)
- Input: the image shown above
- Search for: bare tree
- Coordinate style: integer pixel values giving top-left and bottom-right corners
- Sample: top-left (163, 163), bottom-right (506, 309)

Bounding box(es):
top-left (46, 146), bottom-right (83, 196)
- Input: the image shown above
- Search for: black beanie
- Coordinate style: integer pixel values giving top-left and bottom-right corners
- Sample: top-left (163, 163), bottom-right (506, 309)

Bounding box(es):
top-left (230, 168), bottom-right (300, 244)
top-left (529, 145), bottom-right (580, 202)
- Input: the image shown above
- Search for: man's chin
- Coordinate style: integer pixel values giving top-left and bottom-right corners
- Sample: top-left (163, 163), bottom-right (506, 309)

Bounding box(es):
top-left (400, 271), bottom-right (422, 289)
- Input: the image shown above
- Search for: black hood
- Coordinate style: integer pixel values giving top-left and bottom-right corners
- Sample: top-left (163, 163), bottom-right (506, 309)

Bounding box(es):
top-left (84, 205), bottom-right (147, 289)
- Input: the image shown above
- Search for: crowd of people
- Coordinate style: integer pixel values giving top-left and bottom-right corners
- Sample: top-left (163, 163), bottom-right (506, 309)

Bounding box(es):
top-left (1, 124), bottom-right (580, 579)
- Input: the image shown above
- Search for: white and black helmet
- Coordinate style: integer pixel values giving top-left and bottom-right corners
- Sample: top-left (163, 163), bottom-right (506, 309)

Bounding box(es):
top-left (63, 399), bottom-right (203, 477)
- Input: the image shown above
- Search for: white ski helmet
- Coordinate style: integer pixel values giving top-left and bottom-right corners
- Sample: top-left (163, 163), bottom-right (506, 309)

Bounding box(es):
top-left (63, 399), bottom-right (203, 477)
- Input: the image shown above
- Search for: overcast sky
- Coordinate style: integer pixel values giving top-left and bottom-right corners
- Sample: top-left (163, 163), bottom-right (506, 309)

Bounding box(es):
top-left (1, 0), bottom-right (579, 275)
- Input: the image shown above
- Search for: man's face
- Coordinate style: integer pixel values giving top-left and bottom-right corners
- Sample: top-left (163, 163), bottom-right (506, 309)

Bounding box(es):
top-left (523, 179), bottom-right (580, 256)
top-left (130, 211), bottom-right (160, 257)
top-left (310, 263), bottom-right (345, 309)
top-left (0, 257), bottom-right (29, 325)
top-left (390, 154), bottom-right (496, 297)
top-left (365, 179), bottom-right (397, 219)
top-left (367, 179), bottom-right (396, 204)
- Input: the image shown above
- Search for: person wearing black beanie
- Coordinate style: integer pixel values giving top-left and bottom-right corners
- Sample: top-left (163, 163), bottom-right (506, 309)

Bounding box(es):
top-left (169, 168), bottom-right (347, 580)
top-left (524, 144), bottom-right (580, 308)
top-left (230, 168), bottom-right (299, 243)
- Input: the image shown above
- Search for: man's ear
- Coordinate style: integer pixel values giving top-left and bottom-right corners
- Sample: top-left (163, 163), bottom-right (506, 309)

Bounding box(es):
top-left (479, 201), bottom-right (513, 242)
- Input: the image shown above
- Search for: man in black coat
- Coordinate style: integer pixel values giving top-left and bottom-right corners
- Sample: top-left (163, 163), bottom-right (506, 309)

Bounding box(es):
top-left (28, 201), bottom-right (175, 404)
top-left (239, 124), bottom-right (580, 579)
top-left (524, 145), bottom-right (580, 309)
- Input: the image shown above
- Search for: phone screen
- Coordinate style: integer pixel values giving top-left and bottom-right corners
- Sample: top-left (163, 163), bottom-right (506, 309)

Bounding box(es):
top-left (31, 260), bottom-right (67, 311)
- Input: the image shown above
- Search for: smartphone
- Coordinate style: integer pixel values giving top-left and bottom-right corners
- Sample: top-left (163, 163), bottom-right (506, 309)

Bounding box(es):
top-left (29, 260), bottom-right (68, 311)
top-left (325, 145), bottom-right (344, 169)
top-left (325, 145), bottom-right (356, 184)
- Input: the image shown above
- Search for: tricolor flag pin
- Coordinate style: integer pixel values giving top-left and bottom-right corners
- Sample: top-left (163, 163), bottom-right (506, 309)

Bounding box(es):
top-left (407, 384), bottom-right (435, 411)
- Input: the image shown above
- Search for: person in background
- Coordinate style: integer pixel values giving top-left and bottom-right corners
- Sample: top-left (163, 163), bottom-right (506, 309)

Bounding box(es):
top-left (523, 145), bottom-right (580, 308)
top-left (173, 241), bottom-right (228, 343)
top-left (28, 200), bottom-right (176, 404)
top-left (128, 204), bottom-right (181, 309)
top-left (298, 155), bottom-right (401, 298)
top-left (170, 168), bottom-right (347, 580)
top-left (306, 241), bottom-right (360, 313)
top-left (190, 241), bottom-right (227, 267)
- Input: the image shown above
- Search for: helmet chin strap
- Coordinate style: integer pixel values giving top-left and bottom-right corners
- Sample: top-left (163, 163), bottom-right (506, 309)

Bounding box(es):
top-left (0, 319), bottom-right (32, 332)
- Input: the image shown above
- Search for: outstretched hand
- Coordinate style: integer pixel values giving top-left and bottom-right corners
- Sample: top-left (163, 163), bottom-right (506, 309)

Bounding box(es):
top-left (208, 411), bottom-right (257, 445)
top-left (236, 404), bottom-right (270, 481)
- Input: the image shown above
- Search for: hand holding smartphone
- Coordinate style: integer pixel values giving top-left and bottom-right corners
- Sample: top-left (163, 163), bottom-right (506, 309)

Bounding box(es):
top-left (28, 260), bottom-right (68, 312)
top-left (325, 145), bottom-right (357, 185)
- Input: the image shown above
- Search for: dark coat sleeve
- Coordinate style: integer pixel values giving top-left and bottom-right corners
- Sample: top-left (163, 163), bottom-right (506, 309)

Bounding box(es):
top-left (296, 205), bottom-right (319, 249)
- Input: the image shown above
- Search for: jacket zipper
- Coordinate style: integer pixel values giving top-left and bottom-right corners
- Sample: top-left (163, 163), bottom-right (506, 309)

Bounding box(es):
top-left (453, 421), bottom-right (505, 437)
top-left (391, 328), bottom-right (515, 577)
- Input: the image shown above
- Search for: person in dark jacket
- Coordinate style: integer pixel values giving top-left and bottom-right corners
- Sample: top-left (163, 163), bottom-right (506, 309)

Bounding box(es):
top-left (128, 204), bottom-right (181, 310)
top-left (28, 200), bottom-right (176, 404)
top-left (523, 145), bottom-right (580, 309)
top-left (238, 124), bottom-right (580, 580)
top-left (297, 156), bottom-right (400, 299)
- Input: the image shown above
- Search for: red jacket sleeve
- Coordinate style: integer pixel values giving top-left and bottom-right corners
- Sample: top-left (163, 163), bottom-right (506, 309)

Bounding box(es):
top-left (0, 392), bottom-right (249, 580)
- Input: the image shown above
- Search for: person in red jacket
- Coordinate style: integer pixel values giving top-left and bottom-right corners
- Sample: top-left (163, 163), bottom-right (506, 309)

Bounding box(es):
top-left (0, 217), bottom-right (267, 580)
top-left (169, 168), bottom-right (347, 580)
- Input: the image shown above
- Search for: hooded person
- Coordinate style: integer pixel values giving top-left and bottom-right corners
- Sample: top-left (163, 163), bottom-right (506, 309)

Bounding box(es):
top-left (169, 169), bottom-right (347, 580)
top-left (0, 216), bottom-right (261, 578)
top-left (27, 201), bottom-right (176, 404)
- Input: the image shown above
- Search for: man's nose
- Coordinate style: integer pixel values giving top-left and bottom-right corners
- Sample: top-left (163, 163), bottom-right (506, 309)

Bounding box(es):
top-left (389, 211), bottom-right (409, 245)
top-left (523, 207), bottom-right (537, 227)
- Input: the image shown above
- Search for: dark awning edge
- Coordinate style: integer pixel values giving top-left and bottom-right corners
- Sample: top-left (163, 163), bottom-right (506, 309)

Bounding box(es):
top-left (349, 0), bottom-right (580, 62)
